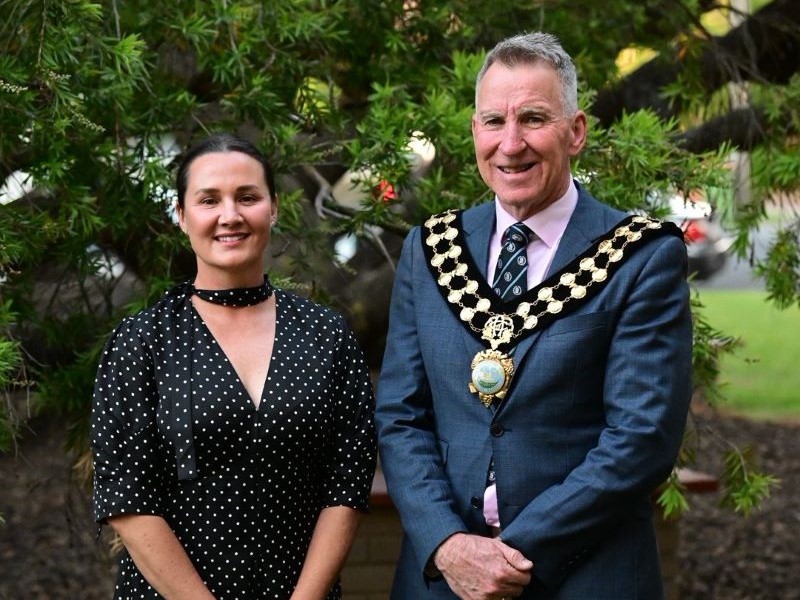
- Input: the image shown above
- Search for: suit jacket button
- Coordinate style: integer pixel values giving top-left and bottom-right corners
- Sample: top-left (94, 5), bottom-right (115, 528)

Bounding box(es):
top-left (490, 423), bottom-right (504, 437)
top-left (470, 496), bottom-right (483, 509)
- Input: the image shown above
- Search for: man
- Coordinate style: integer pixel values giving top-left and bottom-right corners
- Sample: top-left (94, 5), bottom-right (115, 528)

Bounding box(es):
top-left (375, 32), bottom-right (692, 600)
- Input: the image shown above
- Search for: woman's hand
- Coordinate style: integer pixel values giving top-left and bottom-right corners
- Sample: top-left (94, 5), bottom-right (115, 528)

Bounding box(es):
top-left (108, 514), bottom-right (217, 600)
top-left (289, 506), bottom-right (363, 600)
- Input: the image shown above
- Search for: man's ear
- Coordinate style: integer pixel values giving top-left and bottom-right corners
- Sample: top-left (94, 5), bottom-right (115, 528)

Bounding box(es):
top-left (568, 110), bottom-right (588, 157)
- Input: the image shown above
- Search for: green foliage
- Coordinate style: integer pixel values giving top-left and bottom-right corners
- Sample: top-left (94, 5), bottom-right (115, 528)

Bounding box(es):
top-left (578, 110), bottom-right (731, 212)
top-left (0, 301), bottom-right (23, 453)
top-left (689, 291), bottom-right (741, 406)
top-left (756, 226), bottom-right (800, 309)
top-left (657, 470), bottom-right (690, 519)
top-left (720, 73), bottom-right (800, 310)
top-left (36, 343), bottom-right (102, 450)
top-left (720, 446), bottom-right (779, 516)
top-left (1, 0), bottom-right (796, 520)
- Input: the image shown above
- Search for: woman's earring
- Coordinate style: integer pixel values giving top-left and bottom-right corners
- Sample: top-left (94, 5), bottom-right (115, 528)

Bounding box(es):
top-left (271, 216), bottom-right (278, 226)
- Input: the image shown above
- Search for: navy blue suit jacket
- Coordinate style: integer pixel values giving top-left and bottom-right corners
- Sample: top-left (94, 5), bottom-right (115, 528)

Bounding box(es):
top-left (375, 187), bottom-right (693, 599)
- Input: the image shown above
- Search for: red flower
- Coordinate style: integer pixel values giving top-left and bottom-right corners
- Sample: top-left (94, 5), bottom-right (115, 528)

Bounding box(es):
top-left (374, 179), bottom-right (397, 202)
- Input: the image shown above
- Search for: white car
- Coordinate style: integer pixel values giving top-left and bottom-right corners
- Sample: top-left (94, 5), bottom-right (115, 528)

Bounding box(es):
top-left (663, 192), bottom-right (733, 280)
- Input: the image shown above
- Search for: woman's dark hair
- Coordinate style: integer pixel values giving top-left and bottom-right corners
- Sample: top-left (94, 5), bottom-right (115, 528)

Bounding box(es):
top-left (176, 133), bottom-right (276, 208)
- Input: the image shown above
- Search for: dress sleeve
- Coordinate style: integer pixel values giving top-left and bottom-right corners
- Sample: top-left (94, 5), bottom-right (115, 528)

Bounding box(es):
top-left (91, 317), bottom-right (171, 523)
top-left (319, 317), bottom-right (377, 512)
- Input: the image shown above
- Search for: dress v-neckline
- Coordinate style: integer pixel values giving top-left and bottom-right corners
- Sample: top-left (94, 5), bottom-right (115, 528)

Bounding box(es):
top-left (191, 290), bottom-right (280, 410)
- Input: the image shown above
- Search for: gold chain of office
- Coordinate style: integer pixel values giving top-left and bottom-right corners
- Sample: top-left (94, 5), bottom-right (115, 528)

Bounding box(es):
top-left (424, 210), bottom-right (664, 351)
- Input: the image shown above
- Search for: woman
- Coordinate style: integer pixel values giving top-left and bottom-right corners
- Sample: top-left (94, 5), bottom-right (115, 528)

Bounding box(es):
top-left (91, 133), bottom-right (377, 600)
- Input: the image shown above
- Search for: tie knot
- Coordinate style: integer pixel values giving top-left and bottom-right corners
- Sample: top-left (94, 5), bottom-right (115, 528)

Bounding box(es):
top-left (504, 222), bottom-right (532, 248)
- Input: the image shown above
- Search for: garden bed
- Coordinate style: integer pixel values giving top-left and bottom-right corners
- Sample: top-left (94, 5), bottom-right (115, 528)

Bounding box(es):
top-left (0, 410), bottom-right (797, 599)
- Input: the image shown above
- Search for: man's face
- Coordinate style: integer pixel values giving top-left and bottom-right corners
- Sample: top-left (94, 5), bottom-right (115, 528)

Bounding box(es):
top-left (472, 61), bottom-right (587, 220)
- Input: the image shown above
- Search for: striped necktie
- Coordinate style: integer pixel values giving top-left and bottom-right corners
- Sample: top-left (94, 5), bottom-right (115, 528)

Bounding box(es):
top-left (493, 222), bottom-right (533, 300)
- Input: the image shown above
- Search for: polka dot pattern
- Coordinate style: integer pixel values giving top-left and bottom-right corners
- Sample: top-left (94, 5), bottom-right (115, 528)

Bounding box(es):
top-left (91, 285), bottom-right (377, 599)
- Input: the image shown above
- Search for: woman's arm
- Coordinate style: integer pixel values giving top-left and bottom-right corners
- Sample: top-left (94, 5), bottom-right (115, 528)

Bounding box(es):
top-left (290, 506), bottom-right (362, 600)
top-left (108, 514), bottom-right (216, 600)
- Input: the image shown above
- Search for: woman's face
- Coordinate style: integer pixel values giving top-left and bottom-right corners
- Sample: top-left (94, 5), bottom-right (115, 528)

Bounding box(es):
top-left (177, 151), bottom-right (277, 287)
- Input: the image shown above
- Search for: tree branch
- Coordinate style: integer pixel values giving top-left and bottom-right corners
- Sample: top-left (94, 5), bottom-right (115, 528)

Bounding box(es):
top-left (676, 106), bottom-right (771, 153)
top-left (593, 0), bottom-right (800, 127)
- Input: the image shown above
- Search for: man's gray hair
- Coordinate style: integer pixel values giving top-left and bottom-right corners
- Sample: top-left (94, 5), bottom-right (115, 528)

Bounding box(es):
top-left (475, 32), bottom-right (579, 116)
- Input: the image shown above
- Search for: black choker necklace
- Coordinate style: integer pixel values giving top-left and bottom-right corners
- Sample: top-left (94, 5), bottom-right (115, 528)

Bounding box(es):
top-left (189, 276), bottom-right (273, 307)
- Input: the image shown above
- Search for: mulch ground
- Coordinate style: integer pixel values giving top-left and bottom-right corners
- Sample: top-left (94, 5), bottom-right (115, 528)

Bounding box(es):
top-left (0, 415), bottom-right (115, 600)
top-left (677, 409), bottom-right (800, 600)
top-left (0, 408), bottom-right (798, 600)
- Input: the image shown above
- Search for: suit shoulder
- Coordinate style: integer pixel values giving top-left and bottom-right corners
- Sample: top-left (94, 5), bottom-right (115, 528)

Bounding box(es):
top-left (461, 201), bottom-right (495, 225)
top-left (646, 227), bottom-right (688, 256)
top-left (577, 190), bottom-right (628, 228)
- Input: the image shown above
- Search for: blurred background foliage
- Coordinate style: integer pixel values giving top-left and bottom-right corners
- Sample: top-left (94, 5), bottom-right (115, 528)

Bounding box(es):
top-left (1, 0), bottom-right (798, 515)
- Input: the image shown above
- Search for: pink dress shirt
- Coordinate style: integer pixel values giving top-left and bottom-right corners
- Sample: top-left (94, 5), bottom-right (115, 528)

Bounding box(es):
top-left (483, 179), bottom-right (578, 528)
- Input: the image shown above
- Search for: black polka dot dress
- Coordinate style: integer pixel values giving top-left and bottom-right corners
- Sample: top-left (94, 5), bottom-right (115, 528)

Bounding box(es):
top-left (91, 283), bottom-right (377, 599)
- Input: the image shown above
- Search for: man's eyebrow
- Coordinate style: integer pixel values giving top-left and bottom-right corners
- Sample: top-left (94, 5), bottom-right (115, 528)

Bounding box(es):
top-left (476, 110), bottom-right (503, 119)
top-left (517, 105), bottom-right (551, 115)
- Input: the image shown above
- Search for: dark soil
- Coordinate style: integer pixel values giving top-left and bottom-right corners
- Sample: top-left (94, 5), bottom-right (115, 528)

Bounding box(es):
top-left (676, 410), bottom-right (800, 600)
top-left (0, 409), bottom-right (798, 600)
top-left (0, 415), bottom-right (115, 600)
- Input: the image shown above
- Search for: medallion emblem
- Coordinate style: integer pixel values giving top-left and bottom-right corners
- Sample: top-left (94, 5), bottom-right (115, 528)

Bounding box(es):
top-left (482, 314), bottom-right (514, 349)
top-left (469, 349), bottom-right (515, 407)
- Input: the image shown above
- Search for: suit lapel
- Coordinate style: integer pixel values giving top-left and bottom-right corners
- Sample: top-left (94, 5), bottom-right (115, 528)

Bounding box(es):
top-left (459, 202), bottom-right (496, 358)
top-left (546, 188), bottom-right (612, 276)
top-left (462, 202), bottom-right (495, 279)
top-left (504, 188), bottom-right (620, 394)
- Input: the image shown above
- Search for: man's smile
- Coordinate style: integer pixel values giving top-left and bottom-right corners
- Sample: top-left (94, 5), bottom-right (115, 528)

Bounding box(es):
top-left (498, 163), bottom-right (535, 174)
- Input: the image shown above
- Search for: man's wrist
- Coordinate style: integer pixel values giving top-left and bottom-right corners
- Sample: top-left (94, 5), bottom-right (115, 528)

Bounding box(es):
top-left (426, 531), bottom-right (464, 578)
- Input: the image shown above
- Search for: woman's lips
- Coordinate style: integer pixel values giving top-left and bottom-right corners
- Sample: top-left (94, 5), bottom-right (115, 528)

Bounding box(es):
top-left (214, 233), bottom-right (248, 243)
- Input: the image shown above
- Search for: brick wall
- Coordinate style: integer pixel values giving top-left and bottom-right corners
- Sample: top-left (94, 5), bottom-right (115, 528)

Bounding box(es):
top-left (341, 503), bottom-right (402, 600)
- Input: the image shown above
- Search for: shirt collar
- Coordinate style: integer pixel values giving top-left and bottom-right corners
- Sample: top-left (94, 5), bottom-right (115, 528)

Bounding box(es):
top-left (493, 178), bottom-right (578, 248)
